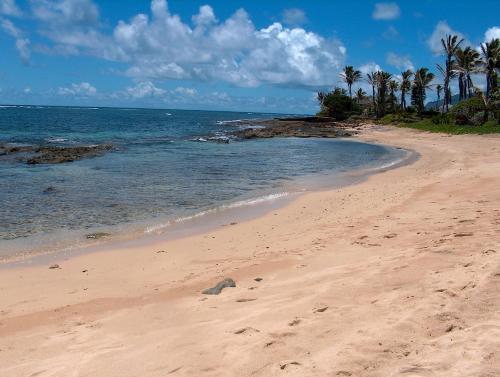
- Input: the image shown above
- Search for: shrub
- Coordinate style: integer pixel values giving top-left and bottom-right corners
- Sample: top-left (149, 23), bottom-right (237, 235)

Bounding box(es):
top-left (450, 96), bottom-right (485, 124)
top-left (431, 113), bottom-right (455, 125)
top-left (320, 90), bottom-right (361, 120)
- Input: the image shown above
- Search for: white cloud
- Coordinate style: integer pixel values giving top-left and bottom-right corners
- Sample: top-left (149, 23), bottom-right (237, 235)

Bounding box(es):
top-left (29, 0), bottom-right (346, 88)
top-left (359, 62), bottom-right (382, 75)
top-left (372, 3), bottom-right (400, 20)
top-left (0, 16), bottom-right (21, 37)
top-left (174, 86), bottom-right (197, 96)
top-left (282, 8), bottom-right (307, 26)
top-left (0, 17), bottom-right (31, 63)
top-left (0, 0), bottom-right (22, 16)
top-left (58, 82), bottom-right (97, 96)
top-left (386, 52), bottom-right (414, 71)
top-left (15, 38), bottom-right (30, 63)
top-left (428, 21), bottom-right (468, 55)
top-left (484, 26), bottom-right (500, 42)
top-left (124, 81), bottom-right (166, 98)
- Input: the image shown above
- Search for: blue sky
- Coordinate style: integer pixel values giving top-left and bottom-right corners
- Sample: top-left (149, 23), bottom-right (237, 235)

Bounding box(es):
top-left (0, 0), bottom-right (499, 113)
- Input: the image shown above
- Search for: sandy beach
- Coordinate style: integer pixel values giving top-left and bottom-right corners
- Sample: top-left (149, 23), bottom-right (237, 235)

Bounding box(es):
top-left (1, 125), bottom-right (499, 377)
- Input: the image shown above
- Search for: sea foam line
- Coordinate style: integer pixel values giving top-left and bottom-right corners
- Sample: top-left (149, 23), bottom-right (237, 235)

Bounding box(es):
top-left (144, 191), bottom-right (290, 234)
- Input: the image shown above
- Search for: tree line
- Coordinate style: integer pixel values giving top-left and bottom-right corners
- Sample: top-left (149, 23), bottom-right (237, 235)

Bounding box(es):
top-left (317, 35), bottom-right (500, 121)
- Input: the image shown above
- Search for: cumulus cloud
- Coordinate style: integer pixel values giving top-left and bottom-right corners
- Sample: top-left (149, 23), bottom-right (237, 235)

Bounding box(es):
top-left (0, 0), bottom-right (22, 16)
top-left (28, 0), bottom-right (346, 88)
top-left (372, 3), bottom-right (400, 20)
top-left (359, 62), bottom-right (382, 75)
top-left (124, 81), bottom-right (166, 98)
top-left (386, 52), bottom-right (414, 71)
top-left (484, 26), bottom-right (500, 42)
top-left (282, 8), bottom-right (308, 26)
top-left (58, 82), bottom-right (97, 96)
top-left (30, 0), bottom-right (118, 58)
top-left (428, 21), bottom-right (468, 55)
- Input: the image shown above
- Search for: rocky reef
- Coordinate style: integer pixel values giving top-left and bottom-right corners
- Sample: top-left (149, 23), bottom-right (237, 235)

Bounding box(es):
top-left (0, 143), bottom-right (114, 165)
top-left (232, 117), bottom-right (358, 139)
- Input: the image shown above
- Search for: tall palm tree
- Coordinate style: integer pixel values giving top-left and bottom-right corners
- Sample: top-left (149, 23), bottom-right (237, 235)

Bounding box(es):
top-left (339, 66), bottom-right (362, 98)
top-left (375, 71), bottom-right (392, 117)
top-left (479, 38), bottom-right (500, 98)
top-left (455, 47), bottom-right (480, 100)
top-left (388, 80), bottom-right (399, 112)
top-left (355, 88), bottom-right (366, 104)
top-left (366, 72), bottom-right (377, 112)
top-left (411, 67), bottom-right (435, 114)
top-left (399, 70), bottom-right (413, 110)
top-left (440, 34), bottom-right (464, 112)
top-left (436, 84), bottom-right (443, 111)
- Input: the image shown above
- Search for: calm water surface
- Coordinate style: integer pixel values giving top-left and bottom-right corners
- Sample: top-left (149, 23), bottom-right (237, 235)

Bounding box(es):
top-left (0, 105), bottom-right (407, 258)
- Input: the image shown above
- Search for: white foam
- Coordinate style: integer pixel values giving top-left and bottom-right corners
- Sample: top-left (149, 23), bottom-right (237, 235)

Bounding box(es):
top-left (144, 191), bottom-right (290, 234)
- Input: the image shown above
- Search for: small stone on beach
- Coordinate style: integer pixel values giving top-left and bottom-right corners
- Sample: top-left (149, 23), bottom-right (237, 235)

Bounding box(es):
top-left (202, 278), bottom-right (236, 295)
top-left (254, 277), bottom-right (263, 282)
top-left (49, 264), bottom-right (60, 269)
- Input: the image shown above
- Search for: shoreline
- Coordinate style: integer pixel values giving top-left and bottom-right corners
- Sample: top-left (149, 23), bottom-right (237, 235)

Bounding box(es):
top-left (1, 125), bottom-right (499, 376)
top-left (0, 136), bottom-right (413, 268)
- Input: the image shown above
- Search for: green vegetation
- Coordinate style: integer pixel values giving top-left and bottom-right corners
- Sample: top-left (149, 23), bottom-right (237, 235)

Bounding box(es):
top-left (317, 88), bottom-right (361, 120)
top-left (396, 118), bottom-right (500, 135)
top-left (316, 34), bottom-right (500, 134)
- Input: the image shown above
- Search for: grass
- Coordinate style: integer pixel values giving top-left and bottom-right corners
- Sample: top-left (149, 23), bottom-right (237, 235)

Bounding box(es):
top-left (395, 119), bottom-right (500, 135)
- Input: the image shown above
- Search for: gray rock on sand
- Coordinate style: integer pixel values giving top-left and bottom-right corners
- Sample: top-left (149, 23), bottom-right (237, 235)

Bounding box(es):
top-left (202, 278), bottom-right (236, 295)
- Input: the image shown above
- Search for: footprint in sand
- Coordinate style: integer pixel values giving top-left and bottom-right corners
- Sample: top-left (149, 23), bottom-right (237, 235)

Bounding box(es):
top-left (279, 361), bottom-right (301, 370)
top-left (234, 327), bottom-right (260, 335)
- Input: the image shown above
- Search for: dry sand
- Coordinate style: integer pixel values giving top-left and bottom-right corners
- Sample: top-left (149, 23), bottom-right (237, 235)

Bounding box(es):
top-left (1, 125), bottom-right (499, 377)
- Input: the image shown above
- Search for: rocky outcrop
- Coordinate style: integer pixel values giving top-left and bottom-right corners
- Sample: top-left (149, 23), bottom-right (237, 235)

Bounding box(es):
top-left (0, 143), bottom-right (113, 165)
top-left (232, 117), bottom-right (358, 139)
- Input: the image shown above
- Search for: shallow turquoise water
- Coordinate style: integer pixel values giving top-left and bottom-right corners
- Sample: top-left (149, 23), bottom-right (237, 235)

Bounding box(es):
top-left (0, 105), bottom-right (406, 255)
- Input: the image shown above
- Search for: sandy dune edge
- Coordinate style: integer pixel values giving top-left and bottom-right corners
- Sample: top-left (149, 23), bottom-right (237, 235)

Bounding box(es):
top-left (0, 126), bottom-right (499, 377)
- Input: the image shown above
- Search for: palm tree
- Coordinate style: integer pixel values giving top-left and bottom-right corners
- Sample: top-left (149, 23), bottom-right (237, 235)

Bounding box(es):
top-left (355, 88), bottom-right (366, 104)
top-left (411, 67), bottom-right (435, 114)
top-left (440, 34), bottom-right (464, 112)
top-left (339, 66), bottom-right (362, 98)
top-left (375, 71), bottom-right (392, 117)
top-left (399, 70), bottom-right (413, 110)
top-left (436, 84), bottom-right (443, 111)
top-left (455, 47), bottom-right (480, 100)
top-left (388, 80), bottom-right (399, 112)
top-left (366, 72), bottom-right (377, 112)
top-left (479, 38), bottom-right (500, 98)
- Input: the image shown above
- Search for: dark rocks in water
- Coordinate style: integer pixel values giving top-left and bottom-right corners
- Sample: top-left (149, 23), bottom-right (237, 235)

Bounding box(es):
top-left (26, 144), bottom-right (113, 165)
top-left (202, 278), bottom-right (236, 295)
top-left (0, 143), bottom-right (113, 165)
top-left (86, 232), bottom-right (111, 240)
top-left (231, 117), bottom-right (356, 139)
top-left (43, 186), bottom-right (56, 193)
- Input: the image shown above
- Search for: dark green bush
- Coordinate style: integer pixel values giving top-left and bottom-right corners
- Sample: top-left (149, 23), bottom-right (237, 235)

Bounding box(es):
top-left (450, 96), bottom-right (485, 123)
top-left (320, 90), bottom-right (361, 120)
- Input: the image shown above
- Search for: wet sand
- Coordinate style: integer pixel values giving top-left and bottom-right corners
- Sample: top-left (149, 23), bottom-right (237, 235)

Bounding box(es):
top-left (0, 125), bottom-right (499, 376)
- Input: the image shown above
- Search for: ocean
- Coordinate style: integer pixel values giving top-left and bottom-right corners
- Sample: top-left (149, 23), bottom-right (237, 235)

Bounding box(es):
top-left (0, 105), bottom-right (408, 260)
